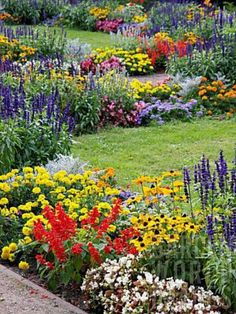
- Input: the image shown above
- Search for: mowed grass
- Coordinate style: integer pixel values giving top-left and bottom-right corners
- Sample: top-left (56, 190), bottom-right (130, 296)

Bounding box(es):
top-left (8, 25), bottom-right (113, 49)
top-left (73, 119), bottom-right (236, 186)
top-left (63, 28), bottom-right (113, 48)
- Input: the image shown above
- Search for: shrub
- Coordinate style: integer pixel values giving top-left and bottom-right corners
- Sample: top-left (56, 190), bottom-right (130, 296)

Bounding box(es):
top-left (2, 0), bottom-right (66, 24)
top-left (0, 120), bottom-right (71, 173)
top-left (62, 2), bottom-right (97, 30)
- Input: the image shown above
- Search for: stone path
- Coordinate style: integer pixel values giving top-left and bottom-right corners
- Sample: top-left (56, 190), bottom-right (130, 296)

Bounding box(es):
top-left (129, 72), bottom-right (170, 84)
top-left (0, 265), bottom-right (86, 314)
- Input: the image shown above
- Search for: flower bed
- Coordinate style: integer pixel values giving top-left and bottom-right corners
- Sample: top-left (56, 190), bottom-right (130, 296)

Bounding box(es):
top-left (0, 151), bottom-right (236, 312)
top-left (0, 0), bottom-right (235, 312)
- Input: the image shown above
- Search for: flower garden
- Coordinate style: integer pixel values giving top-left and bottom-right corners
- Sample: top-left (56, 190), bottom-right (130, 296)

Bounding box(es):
top-left (0, 0), bottom-right (236, 313)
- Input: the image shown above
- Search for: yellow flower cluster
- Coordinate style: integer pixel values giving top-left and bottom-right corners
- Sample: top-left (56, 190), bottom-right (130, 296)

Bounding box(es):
top-left (132, 14), bottom-right (147, 24)
top-left (0, 35), bottom-right (36, 61)
top-left (93, 48), bottom-right (153, 74)
top-left (25, 69), bottom-right (85, 92)
top-left (89, 6), bottom-right (110, 20)
top-left (0, 166), bottom-right (120, 245)
top-left (128, 171), bottom-right (185, 206)
top-left (130, 213), bottom-right (200, 252)
top-left (130, 79), bottom-right (180, 100)
top-left (184, 32), bottom-right (198, 44)
top-left (154, 32), bottom-right (174, 44)
top-left (1, 243), bottom-right (18, 261)
top-left (115, 5), bottom-right (125, 12)
top-left (186, 5), bottom-right (206, 21)
top-left (18, 261), bottom-right (30, 271)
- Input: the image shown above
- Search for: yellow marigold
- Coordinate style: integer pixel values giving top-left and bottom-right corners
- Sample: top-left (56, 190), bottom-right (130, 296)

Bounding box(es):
top-left (32, 187), bottom-right (41, 194)
top-left (1, 246), bottom-right (10, 260)
top-left (0, 197), bottom-right (9, 205)
top-left (18, 261), bottom-right (30, 271)
top-left (9, 243), bottom-right (18, 252)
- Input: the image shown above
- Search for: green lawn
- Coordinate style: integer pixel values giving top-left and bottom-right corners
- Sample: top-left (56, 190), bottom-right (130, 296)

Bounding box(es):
top-left (63, 28), bottom-right (113, 48)
top-left (8, 24), bottom-right (113, 49)
top-left (72, 119), bottom-right (236, 186)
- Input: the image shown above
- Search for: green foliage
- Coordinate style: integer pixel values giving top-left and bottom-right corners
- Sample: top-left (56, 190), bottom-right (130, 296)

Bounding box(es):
top-left (0, 121), bottom-right (21, 175)
top-left (0, 215), bottom-right (22, 247)
top-left (223, 1), bottom-right (236, 12)
top-left (0, 120), bottom-right (71, 174)
top-left (142, 234), bottom-right (205, 285)
top-left (202, 245), bottom-right (236, 310)
top-left (97, 71), bottom-right (135, 111)
top-left (62, 3), bottom-right (97, 30)
top-left (167, 45), bottom-right (236, 83)
top-left (22, 27), bottom-right (67, 56)
top-left (2, 0), bottom-right (65, 24)
top-left (73, 89), bottom-right (100, 135)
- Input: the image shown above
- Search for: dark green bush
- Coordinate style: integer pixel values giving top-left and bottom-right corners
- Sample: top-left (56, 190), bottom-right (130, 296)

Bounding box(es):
top-left (2, 0), bottom-right (66, 24)
top-left (0, 120), bottom-right (71, 174)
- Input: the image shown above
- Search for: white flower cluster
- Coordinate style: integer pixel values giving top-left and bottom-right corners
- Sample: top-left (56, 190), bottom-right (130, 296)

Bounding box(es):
top-left (81, 255), bottom-right (225, 314)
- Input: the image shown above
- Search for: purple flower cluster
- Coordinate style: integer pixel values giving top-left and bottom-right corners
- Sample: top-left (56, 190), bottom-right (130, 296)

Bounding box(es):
top-left (184, 150), bottom-right (236, 250)
top-left (136, 98), bottom-right (197, 125)
top-left (0, 80), bottom-right (74, 133)
top-left (191, 151), bottom-right (235, 210)
top-left (206, 210), bottom-right (236, 250)
top-left (0, 23), bottom-right (39, 41)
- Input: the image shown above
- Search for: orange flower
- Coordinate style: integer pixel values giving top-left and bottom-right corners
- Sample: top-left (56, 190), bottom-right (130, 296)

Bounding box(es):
top-left (217, 94), bottom-right (225, 100)
top-left (199, 89), bottom-right (207, 96)
top-left (226, 112), bottom-right (233, 118)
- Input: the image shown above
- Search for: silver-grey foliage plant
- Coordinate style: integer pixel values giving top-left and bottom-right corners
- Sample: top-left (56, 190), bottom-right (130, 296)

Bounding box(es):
top-left (45, 154), bottom-right (88, 176)
top-left (171, 74), bottom-right (201, 97)
top-left (66, 39), bottom-right (92, 62)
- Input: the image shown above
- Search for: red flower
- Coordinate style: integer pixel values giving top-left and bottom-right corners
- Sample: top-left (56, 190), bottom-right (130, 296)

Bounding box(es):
top-left (111, 227), bottom-right (140, 255)
top-left (33, 204), bottom-right (77, 263)
top-left (71, 243), bottom-right (83, 255)
top-left (35, 254), bottom-right (47, 266)
top-left (104, 244), bottom-right (112, 254)
top-left (96, 200), bottom-right (122, 238)
top-left (88, 242), bottom-right (102, 264)
top-left (35, 255), bottom-right (54, 269)
top-left (45, 262), bottom-right (54, 270)
top-left (81, 207), bottom-right (100, 228)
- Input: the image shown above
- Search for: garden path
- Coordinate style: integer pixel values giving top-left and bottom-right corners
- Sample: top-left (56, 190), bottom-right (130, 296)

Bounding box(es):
top-left (129, 72), bottom-right (170, 84)
top-left (0, 265), bottom-right (86, 314)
